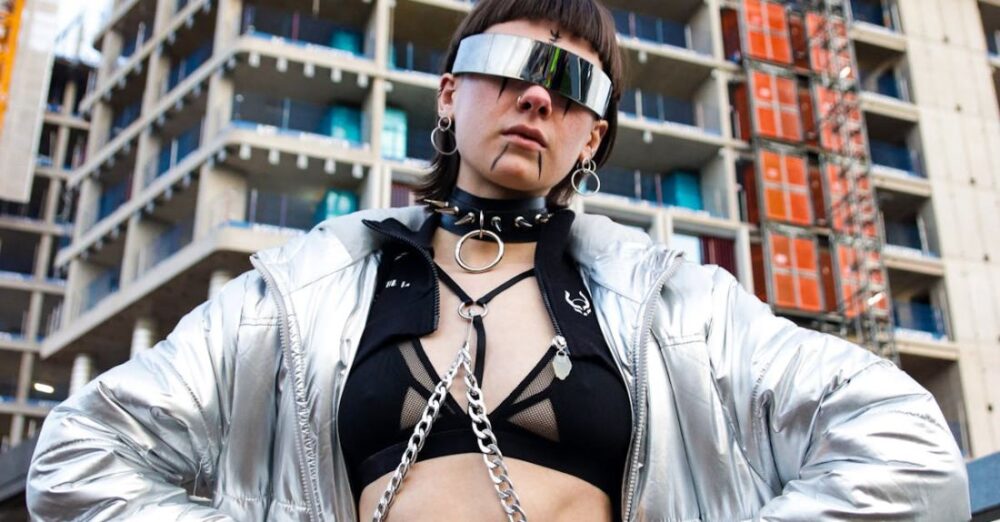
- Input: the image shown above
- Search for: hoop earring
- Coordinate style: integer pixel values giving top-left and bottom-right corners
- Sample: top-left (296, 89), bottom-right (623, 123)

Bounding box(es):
top-left (431, 116), bottom-right (457, 156)
top-left (571, 158), bottom-right (600, 196)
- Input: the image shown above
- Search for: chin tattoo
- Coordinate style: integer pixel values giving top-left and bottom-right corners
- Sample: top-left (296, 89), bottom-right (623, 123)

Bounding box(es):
top-left (491, 144), bottom-right (510, 172)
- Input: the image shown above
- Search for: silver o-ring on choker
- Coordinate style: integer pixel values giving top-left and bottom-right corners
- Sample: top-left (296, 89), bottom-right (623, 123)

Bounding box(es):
top-left (455, 228), bottom-right (505, 273)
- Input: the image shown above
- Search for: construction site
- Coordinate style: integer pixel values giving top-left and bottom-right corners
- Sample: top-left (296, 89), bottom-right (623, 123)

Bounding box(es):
top-left (0, 0), bottom-right (999, 516)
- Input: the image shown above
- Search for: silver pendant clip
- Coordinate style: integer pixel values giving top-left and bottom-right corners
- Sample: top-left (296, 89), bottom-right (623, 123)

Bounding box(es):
top-left (551, 335), bottom-right (572, 380)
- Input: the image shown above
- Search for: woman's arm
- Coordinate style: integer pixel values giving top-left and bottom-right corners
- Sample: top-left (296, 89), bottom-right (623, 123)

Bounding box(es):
top-left (708, 267), bottom-right (970, 521)
top-left (26, 272), bottom-right (257, 520)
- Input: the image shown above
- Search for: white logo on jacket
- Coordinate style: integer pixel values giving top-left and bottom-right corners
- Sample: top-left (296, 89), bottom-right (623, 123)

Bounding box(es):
top-left (564, 290), bottom-right (592, 316)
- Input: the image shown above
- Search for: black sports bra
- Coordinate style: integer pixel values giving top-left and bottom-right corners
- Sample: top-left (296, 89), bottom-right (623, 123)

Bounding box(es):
top-left (337, 213), bottom-right (632, 516)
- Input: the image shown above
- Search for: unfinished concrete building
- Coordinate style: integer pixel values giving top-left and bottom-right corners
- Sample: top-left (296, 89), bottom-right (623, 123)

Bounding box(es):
top-left (23, 0), bottom-right (1000, 468)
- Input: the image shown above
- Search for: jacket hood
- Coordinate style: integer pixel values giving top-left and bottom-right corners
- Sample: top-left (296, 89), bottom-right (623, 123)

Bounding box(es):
top-left (250, 206), bottom-right (677, 303)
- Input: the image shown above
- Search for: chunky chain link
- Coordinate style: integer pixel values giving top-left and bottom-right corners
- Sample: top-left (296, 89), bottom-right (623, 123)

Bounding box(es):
top-left (371, 328), bottom-right (467, 521)
top-left (460, 348), bottom-right (528, 521)
top-left (371, 310), bottom-right (528, 522)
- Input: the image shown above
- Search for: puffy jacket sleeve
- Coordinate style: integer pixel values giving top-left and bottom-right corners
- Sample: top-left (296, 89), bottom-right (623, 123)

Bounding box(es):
top-left (26, 272), bottom-right (256, 521)
top-left (707, 268), bottom-right (970, 521)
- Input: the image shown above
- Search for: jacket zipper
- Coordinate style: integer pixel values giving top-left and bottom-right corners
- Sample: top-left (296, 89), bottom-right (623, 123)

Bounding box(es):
top-left (533, 262), bottom-right (566, 340)
top-left (621, 253), bottom-right (683, 522)
top-left (249, 256), bottom-right (323, 522)
top-left (364, 223), bottom-right (441, 330)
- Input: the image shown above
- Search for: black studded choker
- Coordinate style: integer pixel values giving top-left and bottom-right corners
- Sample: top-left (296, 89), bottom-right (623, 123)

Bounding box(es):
top-left (426, 187), bottom-right (552, 244)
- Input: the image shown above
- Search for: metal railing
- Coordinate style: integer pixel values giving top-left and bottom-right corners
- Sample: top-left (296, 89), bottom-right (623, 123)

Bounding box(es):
top-left (599, 166), bottom-right (727, 217)
top-left (83, 268), bottom-right (120, 313)
top-left (893, 300), bottom-right (947, 339)
top-left (136, 220), bottom-right (193, 277)
top-left (620, 89), bottom-right (722, 135)
top-left (884, 221), bottom-right (936, 256)
top-left (869, 140), bottom-right (923, 177)
top-left (391, 41), bottom-right (445, 75)
top-left (0, 198), bottom-right (44, 221)
top-left (241, 4), bottom-right (366, 57)
top-left (232, 92), bottom-right (367, 149)
top-left (612, 8), bottom-right (701, 53)
top-left (165, 42), bottom-right (213, 94)
top-left (109, 100), bottom-right (141, 141)
top-left (114, 23), bottom-right (148, 73)
top-left (144, 120), bottom-right (203, 188)
top-left (97, 177), bottom-right (131, 223)
top-left (210, 188), bottom-right (359, 233)
top-left (849, 0), bottom-right (898, 31)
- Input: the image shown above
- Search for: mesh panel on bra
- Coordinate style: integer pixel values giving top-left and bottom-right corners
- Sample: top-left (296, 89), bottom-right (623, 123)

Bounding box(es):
top-left (398, 341), bottom-right (436, 394)
top-left (400, 387), bottom-right (426, 430)
top-left (514, 357), bottom-right (555, 404)
top-left (507, 398), bottom-right (559, 442)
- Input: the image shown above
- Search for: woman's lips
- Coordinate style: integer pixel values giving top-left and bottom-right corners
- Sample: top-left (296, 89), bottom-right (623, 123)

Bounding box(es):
top-left (502, 132), bottom-right (546, 151)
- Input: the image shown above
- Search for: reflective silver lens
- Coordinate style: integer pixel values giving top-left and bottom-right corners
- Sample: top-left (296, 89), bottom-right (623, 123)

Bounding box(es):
top-left (452, 33), bottom-right (613, 117)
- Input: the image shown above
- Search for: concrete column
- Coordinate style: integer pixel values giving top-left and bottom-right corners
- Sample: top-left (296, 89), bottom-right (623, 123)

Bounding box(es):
top-left (69, 353), bottom-right (95, 395)
top-left (208, 269), bottom-right (233, 299)
top-left (213, 0), bottom-right (244, 52)
top-left (130, 317), bottom-right (159, 359)
top-left (8, 353), bottom-right (36, 446)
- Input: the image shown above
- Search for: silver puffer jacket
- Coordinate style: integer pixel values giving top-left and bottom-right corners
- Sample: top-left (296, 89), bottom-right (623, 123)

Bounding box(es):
top-left (28, 206), bottom-right (969, 521)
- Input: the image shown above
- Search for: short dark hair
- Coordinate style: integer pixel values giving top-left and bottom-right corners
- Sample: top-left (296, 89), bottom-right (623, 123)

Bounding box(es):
top-left (415, 0), bottom-right (624, 208)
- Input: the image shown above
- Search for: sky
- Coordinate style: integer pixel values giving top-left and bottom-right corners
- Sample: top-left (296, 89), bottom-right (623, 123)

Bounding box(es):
top-left (54, 0), bottom-right (112, 63)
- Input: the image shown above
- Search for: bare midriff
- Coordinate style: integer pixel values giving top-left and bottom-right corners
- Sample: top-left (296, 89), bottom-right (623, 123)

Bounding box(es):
top-left (357, 454), bottom-right (615, 521)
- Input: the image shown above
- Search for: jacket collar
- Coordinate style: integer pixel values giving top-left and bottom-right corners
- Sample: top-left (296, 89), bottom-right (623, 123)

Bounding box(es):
top-left (251, 205), bottom-right (675, 304)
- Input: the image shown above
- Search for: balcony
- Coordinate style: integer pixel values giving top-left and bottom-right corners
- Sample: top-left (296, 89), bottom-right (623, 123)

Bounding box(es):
top-left (613, 10), bottom-right (688, 51)
top-left (893, 300), bottom-right (947, 340)
top-left (849, 0), bottom-right (900, 32)
top-left (620, 89), bottom-right (721, 136)
top-left (884, 220), bottom-right (936, 257)
top-left (109, 100), bottom-right (141, 142)
top-left (0, 230), bottom-right (40, 279)
top-left (600, 166), bottom-right (726, 218)
top-left (390, 40), bottom-right (445, 76)
top-left (114, 22), bottom-right (150, 74)
top-left (82, 267), bottom-right (120, 313)
top-left (870, 139), bottom-right (923, 177)
top-left (165, 42), bottom-right (213, 94)
top-left (607, 0), bottom-right (713, 57)
top-left (232, 92), bottom-right (367, 149)
top-left (980, 2), bottom-right (1000, 58)
top-left (97, 178), bottom-right (131, 224)
top-left (144, 121), bottom-right (203, 188)
top-left (240, 4), bottom-right (367, 58)
top-left (136, 220), bottom-right (194, 277)
top-left (0, 291), bottom-right (31, 343)
top-left (230, 188), bottom-right (357, 232)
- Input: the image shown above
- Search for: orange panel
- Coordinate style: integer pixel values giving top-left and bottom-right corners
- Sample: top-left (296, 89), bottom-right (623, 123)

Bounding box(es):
top-left (776, 76), bottom-right (797, 104)
top-left (785, 156), bottom-right (807, 186)
top-left (799, 277), bottom-right (823, 311)
top-left (757, 107), bottom-right (777, 137)
top-left (766, 2), bottom-right (786, 30)
top-left (771, 35), bottom-right (791, 63)
top-left (771, 234), bottom-right (791, 268)
top-left (794, 237), bottom-right (817, 270)
top-left (748, 30), bottom-right (767, 58)
top-left (789, 193), bottom-right (811, 225)
top-left (754, 71), bottom-right (774, 101)
top-left (779, 109), bottom-right (801, 141)
top-left (764, 188), bottom-right (787, 220)
top-left (745, 0), bottom-right (764, 28)
top-left (774, 273), bottom-right (796, 308)
top-left (762, 150), bottom-right (781, 180)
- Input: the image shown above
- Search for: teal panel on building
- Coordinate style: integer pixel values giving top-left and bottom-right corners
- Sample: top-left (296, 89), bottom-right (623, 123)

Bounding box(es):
top-left (382, 107), bottom-right (408, 160)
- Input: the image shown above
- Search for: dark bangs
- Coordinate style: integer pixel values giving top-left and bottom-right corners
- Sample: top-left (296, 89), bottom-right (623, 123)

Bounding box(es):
top-left (415, 0), bottom-right (624, 208)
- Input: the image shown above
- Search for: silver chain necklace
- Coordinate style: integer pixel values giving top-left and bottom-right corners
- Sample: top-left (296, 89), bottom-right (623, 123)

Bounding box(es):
top-left (371, 300), bottom-right (528, 522)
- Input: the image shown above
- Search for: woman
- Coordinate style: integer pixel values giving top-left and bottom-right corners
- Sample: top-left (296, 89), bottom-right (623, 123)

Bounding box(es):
top-left (28, 0), bottom-right (968, 520)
